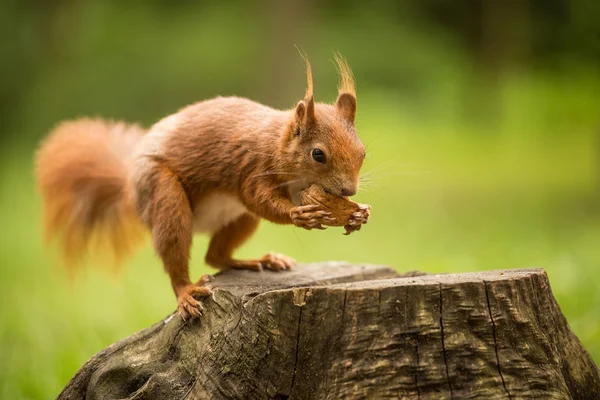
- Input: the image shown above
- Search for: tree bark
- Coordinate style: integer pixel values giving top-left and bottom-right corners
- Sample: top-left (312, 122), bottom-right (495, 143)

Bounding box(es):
top-left (58, 263), bottom-right (599, 400)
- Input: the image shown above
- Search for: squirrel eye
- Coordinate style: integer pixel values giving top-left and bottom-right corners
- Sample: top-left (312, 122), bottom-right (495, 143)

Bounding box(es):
top-left (312, 148), bottom-right (326, 164)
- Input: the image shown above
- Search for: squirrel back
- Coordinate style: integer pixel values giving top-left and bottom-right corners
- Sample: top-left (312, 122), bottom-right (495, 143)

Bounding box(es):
top-left (35, 118), bottom-right (146, 272)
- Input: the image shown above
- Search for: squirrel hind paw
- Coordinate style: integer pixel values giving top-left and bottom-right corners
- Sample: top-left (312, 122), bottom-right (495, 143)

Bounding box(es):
top-left (260, 252), bottom-right (296, 271)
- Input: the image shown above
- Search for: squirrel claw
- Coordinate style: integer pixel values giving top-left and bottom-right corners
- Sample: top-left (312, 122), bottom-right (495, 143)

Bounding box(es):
top-left (294, 204), bottom-right (320, 213)
top-left (178, 294), bottom-right (203, 321)
top-left (291, 204), bottom-right (334, 230)
top-left (176, 283), bottom-right (212, 321)
top-left (343, 204), bottom-right (370, 234)
top-left (343, 223), bottom-right (362, 235)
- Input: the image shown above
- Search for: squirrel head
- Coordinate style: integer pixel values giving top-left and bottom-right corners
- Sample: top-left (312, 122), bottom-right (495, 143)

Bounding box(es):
top-left (282, 54), bottom-right (365, 198)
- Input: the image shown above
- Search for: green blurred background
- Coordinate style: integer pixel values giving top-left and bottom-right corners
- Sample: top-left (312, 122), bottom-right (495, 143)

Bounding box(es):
top-left (1, 1), bottom-right (599, 397)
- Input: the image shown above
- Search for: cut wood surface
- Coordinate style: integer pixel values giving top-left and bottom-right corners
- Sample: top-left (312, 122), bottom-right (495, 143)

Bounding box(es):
top-left (58, 263), bottom-right (599, 400)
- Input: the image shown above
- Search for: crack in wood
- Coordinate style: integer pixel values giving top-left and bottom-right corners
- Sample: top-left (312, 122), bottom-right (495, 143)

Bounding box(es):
top-left (438, 283), bottom-right (454, 399)
top-left (182, 376), bottom-right (197, 400)
top-left (403, 286), bottom-right (421, 400)
top-left (341, 289), bottom-right (348, 325)
top-left (186, 295), bottom-right (245, 398)
top-left (415, 333), bottom-right (421, 400)
top-left (164, 320), bottom-right (190, 362)
top-left (484, 280), bottom-right (512, 399)
top-left (288, 306), bottom-right (304, 398)
top-left (222, 306), bottom-right (244, 345)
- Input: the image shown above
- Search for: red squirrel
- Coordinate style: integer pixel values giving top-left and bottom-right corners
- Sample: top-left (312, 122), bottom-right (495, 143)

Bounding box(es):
top-left (35, 55), bottom-right (369, 319)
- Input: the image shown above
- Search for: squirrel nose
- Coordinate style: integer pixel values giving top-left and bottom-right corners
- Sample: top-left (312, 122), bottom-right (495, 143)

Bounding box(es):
top-left (340, 187), bottom-right (357, 197)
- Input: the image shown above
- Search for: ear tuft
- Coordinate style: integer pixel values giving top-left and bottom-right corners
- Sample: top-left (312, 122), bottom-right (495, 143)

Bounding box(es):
top-left (294, 49), bottom-right (316, 130)
top-left (336, 92), bottom-right (356, 123)
top-left (304, 58), bottom-right (313, 100)
top-left (334, 53), bottom-right (356, 97)
top-left (305, 94), bottom-right (314, 123)
top-left (296, 47), bottom-right (314, 100)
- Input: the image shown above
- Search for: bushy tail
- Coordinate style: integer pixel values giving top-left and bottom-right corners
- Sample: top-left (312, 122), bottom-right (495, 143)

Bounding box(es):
top-left (35, 118), bottom-right (146, 273)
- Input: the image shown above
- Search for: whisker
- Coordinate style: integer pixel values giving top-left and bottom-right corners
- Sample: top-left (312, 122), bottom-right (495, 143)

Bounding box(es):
top-left (359, 179), bottom-right (380, 186)
top-left (359, 182), bottom-right (382, 190)
top-left (361, 161), bottom-right (413, 177)
top-left (249, 171), bottom-right (301, 179)
top-left (365, 170), bottom-right (431, 179)
top-left (358, 187), bottom-right (383, 199)
top-left (274, 178), bottom-right (305, 189)
top-left (360, 159), bottom-right (428, 187)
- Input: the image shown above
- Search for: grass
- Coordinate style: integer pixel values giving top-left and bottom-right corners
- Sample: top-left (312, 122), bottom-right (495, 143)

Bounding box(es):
top-left (1, 94), bottom-right (599, 398)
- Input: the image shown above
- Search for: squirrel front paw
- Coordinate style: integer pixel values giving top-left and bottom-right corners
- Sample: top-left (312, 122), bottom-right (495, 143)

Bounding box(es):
top-left (176, 281), bottom-right (213, 321)
top-left (290, 204), bottom-right (335, 230)
top-left (344, 204), bottom-right (370, 235)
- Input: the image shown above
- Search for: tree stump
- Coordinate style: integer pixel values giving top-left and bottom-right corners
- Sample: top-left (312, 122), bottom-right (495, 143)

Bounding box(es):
top-left (58, 263), bottom-right (599, 400)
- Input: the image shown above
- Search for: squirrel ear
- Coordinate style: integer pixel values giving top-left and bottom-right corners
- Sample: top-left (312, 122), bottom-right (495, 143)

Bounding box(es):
top-left (336, 92), bottom-right (356, 124)
top-left (295, 51), bottom-right (315, 130)
top-left (295, 95), bottom-right (315, 128)
top-left (295, 101), bottom-right (306, 122)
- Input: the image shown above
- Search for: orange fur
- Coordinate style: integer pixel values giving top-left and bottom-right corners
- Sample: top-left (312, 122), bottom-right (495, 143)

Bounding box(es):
top-left (36, 56), bottom-right (365, 319)
top-left (35, 119), bottom-right (145, 273)
top-left (334, 52), bottom-right (356, 96)
top-left (301, 51), bottom-right (314, 100)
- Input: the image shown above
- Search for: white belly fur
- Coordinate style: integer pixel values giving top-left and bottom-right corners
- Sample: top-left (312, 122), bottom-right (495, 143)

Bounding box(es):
top-left (193, 193), bottom-right (248, 233)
